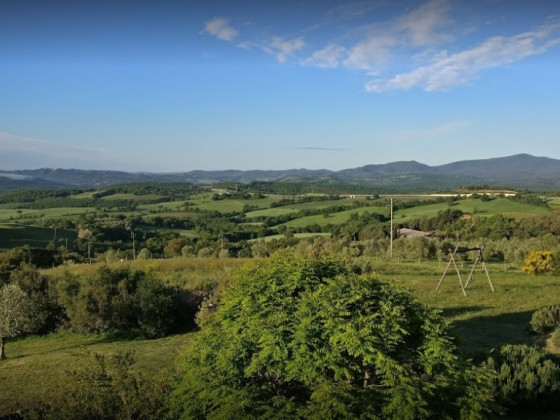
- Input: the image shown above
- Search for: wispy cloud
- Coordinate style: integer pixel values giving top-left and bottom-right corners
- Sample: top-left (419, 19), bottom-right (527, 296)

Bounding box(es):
top-left (366, 23), bottom-right (560, 92)
top-left (318, 0), bottom-right (453, 71)
top-left (263, 36), bottom-right (305, 62)
top-left (387, 120), bottom-right (472, 142)
top-left (204, 17), bottom-right (238, 41)
top-left (395, 0), bottom-right (453, 46)
top-left (302, 44), bottom-right (346, 68)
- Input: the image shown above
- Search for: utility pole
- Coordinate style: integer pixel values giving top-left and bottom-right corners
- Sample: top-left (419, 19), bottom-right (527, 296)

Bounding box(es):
top-left (131, 232), bottom-right (136, 261)
top-left (390, 197), bottom-right (393, 258)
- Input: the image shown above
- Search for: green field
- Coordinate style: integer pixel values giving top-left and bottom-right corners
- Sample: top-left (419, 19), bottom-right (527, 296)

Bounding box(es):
top-left (394, 198), bottom-right (550, 222)
top-left (281, 206), bottom-right (387, 228)
top-left (0, 331), bottom-right (195, 412)
top-left (245, 197), bottom-right (363, 218)
top-left (0, 223), bottom-right (77, 250)
top-left (0, 207), bottom-right (93, 223)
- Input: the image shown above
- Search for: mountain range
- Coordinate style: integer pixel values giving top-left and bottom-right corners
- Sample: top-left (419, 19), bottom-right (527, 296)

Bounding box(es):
top-left (1, 153), bottom-right (560, 191)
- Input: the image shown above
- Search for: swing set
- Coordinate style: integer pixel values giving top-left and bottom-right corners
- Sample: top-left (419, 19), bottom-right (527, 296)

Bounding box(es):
top-left (436, 245), bottom-right (494, 296)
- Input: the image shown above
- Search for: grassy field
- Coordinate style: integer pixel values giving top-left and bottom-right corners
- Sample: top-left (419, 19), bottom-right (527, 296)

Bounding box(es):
top-left (0, 331), bottom-right (195, 412)
top-left (281, 205), bottom-right (387, 228)
top-left (394, 198), bottom-right (550, 222)
top-left (245, 197), bottom-right (364, 218)
top-left (0, 207), bottom-right (93, 223)
top-left (1, 257), bottom-right (560, 415)
top-left (0, 223), bottom-right (77, 250)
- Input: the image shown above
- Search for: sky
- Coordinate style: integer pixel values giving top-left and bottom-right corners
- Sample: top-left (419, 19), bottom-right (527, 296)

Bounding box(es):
top-left (1, 0), bottom-right (559, 172)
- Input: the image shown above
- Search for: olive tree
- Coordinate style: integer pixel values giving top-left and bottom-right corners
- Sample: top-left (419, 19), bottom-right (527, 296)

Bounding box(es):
top-left (171, 253), bottom-right (495, 419)
top-left (0, 283), bottom-right (34, 360)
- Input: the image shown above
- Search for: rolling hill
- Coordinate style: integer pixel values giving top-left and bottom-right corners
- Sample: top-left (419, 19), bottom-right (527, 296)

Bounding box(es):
top-left (2, 154), bottom-right (560, 191)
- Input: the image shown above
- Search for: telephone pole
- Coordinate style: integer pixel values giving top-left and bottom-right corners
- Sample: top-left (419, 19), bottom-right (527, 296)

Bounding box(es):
top-left (131, 232), bottom-right (136, 261)
top-left (390, 197), bottom-right (393, 258)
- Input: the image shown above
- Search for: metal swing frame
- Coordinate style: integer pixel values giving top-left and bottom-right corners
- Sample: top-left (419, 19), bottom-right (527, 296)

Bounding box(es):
top-left (436, 245), bottom-right (495, 296)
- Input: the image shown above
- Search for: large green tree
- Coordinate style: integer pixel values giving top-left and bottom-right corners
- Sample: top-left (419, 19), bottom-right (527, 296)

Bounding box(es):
top-left (0, 283), bottom-right (34, 360)
top-left (171, 253), bottom-right (495, 419)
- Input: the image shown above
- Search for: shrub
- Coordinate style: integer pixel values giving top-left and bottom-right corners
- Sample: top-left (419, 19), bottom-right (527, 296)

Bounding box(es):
top-left (171, 253), bottom-right (496, 419)
top-left (57, 266), bottom-right (198, 337)
top-left (521, 250), bottom-right (557, 275)
top-left (486, 344), bottom-right (560, 410)
top-left (550, 327), bottom-right (560, 349)
top-left (531, 305), bottom-right (560, 334)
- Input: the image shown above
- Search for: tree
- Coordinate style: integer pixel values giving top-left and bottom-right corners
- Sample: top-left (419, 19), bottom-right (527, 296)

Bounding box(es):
top-left (163, 237), bottom-right (188, 258)
top-left (0, 283), bottom-right (34, 360)
top-left (171, 253), bottom-right (495, 419)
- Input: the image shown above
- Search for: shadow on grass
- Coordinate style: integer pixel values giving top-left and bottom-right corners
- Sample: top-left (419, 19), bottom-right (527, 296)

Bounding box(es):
top-left (439, 305), bottom-right (486, 318)
top-left (449, 310), bottom-right (535, 359)
top-left (11, 331), bottom-right (149, 360)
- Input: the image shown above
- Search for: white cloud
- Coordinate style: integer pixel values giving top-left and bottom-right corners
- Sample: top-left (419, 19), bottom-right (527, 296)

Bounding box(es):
top-left (341, 0), bottom-right (452, 71)
top-left (263, 36), bottom-right (305, 62)
top-left (387, 120), bottom-right (472, 143)
top-left (343, 35), bottom-right (397, 70)
top-left (396, 0), bottom-right (453, 46)
top-left (204, 17), bottom-right (238, 41)
top-left (366, 23), bottom-right (560, 92)
top-left (302, 44), bottom-right (346, 68)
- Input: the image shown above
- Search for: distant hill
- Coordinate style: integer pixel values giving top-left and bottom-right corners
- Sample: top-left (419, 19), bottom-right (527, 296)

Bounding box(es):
top-left (2, 154), bottom-right (560, 191)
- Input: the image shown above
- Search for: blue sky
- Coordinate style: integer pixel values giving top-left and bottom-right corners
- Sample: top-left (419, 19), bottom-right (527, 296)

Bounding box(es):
top-left (1, 0), bottom-right (559, 172)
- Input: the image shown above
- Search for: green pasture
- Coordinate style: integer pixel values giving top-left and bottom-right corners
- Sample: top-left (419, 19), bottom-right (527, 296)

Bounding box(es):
top-left (253, 232), bottom-right (332, 242)
top-left (0, 331), bottom-right (195, 413)
top-left (394, 197), bottom-right (550, 222)
top-left (281, 206), bottom-right (387, 229)
top-left (191, 197), bottom-right (277, 213)
top-left (0, 223), bottom-right (77, 250)
top-left (0, 207), bottom-right (93, 223)
top-left (100, 193), bottom-right (165, 201)
top-left (547, 196), bottom-right (560, 209)
top-left (371, 260), bottom-right (560, 355)
top-left (245, 197), bottom-right (364, 219)
top-left (138, 199), bottom-right (189, 212)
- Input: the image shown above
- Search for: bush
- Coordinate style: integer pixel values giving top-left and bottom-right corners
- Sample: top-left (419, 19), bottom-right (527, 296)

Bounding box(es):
top-left (522, 250), bottom-right (557, 275)
top-left (56, 266), bottom-right (197, 337)
top-left (486, 344), bottom-right (560, 410)
top-left (550, 327), bottom-right (560, 349)
top-left (531, 305), bottom-right (560, 334)
top-left (171, 253), bottom-right (495, 419)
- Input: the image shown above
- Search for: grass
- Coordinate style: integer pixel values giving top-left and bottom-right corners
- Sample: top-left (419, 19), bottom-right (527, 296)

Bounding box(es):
top-left (371, 260), bottom-right (560, 355)
top-left (245, 197), bottom-right (362, 219)
top-left (253, 232), bottom-right (332, 242)
top-left (394, 198), bottom-right (550, 222)
top-left (0, 223), bottom-right (77, 250)
top-left (44, 257), bottom-right (250, 292)
top-left (281, 206), bottom-right (386, 228)
top-left (191, 197), bottom-right (277, 213)
top-left (0, 331), bottom-right (195, 413)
